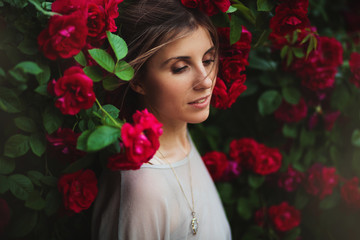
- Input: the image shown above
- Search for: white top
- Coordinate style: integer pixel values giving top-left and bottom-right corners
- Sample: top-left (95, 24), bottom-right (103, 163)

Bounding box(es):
top-left (91, 135), bottom-right (232, 240)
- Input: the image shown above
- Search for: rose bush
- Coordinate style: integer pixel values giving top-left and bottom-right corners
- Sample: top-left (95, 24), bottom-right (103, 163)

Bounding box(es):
top-left (1, 0), bottom-right (360, 239)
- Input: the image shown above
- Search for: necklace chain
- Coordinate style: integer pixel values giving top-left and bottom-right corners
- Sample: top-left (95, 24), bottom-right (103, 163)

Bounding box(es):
top-left (157, 148), bottom-right (198, 235)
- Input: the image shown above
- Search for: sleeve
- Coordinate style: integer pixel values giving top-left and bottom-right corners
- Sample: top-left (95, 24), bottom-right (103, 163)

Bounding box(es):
top-left (118, 170), bottom-right (171, 240)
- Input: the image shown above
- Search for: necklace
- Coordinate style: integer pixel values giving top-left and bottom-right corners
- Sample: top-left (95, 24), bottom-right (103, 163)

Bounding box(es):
top-left (157, 149), bottom-right (199, 235)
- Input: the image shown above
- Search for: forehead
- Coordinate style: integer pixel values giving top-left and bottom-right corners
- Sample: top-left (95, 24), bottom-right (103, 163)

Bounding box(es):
top-left (151, 27), bottom-right (214, 63)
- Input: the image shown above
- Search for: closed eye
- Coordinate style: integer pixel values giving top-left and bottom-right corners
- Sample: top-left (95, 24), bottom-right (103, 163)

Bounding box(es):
top-left (172, 65), bottom-right (188, 74)
top-left (203, 59), bottom-right (215, 66)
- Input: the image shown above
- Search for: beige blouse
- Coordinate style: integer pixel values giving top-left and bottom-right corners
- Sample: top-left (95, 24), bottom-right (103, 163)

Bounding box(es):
top-left (91, 135), bottom-right (232, 239)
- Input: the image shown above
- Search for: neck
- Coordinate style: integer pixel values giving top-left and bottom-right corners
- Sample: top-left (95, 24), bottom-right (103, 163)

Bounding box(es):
top-left (156, 120), bottom-right (190, 163)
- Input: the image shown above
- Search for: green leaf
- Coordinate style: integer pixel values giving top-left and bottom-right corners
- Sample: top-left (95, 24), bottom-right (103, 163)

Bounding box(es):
top-left (242, 225), bottom-right (264, 240)
top-left (14, 116), bottom-right (37, 132)
top-left (226, 5), bottom-right (237, 13)
top-left (36, 63), bottom-right (50, 85)
top-left (230, 14), bottom-right (242, 45)
top-left (258, 90), bottom-right (282, 116)
top-left (74, 51), bottom-right (87, 67)
top-left (42, 105), bottom-right (64, 134)
top-left (102, 104), bottom-right (120, 119)
top-left (114, 61), bottom-right (134, 81)
top-left (352, 129), bottom-right (360, 147)
top-left (103, 75), bottom-right (122, 91)
top-left (25, 190), bottom-right (46, 210)
top-left (4, 134), bottom-right (30, 158)
top-left (282, 86), bottom-right (301, 105)
top-left (77, 130), bottom-right (92, 151)
top-left (283, 227), bottom-right (301, 240)
top-left (30, 132), bottom-right (46, 157)
top-left (292, 47), bottom-right (305, 58)
top-left (286, 49), bottom-right (294, 66)
top-left (257, 0), bottom-right (275, 11)
top-left (34, 85), bottom-right (48, 96)
top-left (41, 176), bottom-right (58, 187)
top-left (282, 124), bottom-right (298, 138)
top-left (8, 174), bottom-right (34, 200)
top-left (83, 65), bottom-right (104, 82)
top-left (294, 191), bottom-right (310, 209)
top-left (248, 53), bottom-right (277, 71)
top-left (27, 170), bottom-right (44, 187)
top-left (8, 211), bottom-right (38, 238)
top-left (331, 84), bottom-right (350, 110)
top-left (86, 126), bottom-right (120, 151)
top-left (18, 37), bottom-right (38, 55)
top-left (14, 61), bottom-right (43, 75)
top-left (62, 155), bottom-right (95, 174)
top-left (232, 3), bottom-right (256, 25)
top-left (45, 189), bottom-right (61, 216)
top-left (248, 174), bottom-right (265, 189)
top-left (107, 31), bottom-right (128, 61)
top-left (0, 157), bottom-right (15, 174)
top-left (88, 48), bottom-right (115, 73)
top-left (237, 197), bottom-right (252, 220)
top-left (0, 87), bottom-right (24, 113)
top-left (280, 45), bottom-right (289, 59)
top-left (300, 128), bottom-right (315, 146)
top-left (0, 175), bottom-right (9, 193)
top-left (319, 191), bottom-right (340, 210)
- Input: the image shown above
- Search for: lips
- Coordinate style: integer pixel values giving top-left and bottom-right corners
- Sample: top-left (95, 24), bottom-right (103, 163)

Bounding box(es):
top-left (189, 95), bottom-right (209, 104)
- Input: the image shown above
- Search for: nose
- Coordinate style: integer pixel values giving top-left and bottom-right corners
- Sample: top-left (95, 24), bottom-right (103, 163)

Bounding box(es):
top-left (193, 66), bottom-right (214, 90)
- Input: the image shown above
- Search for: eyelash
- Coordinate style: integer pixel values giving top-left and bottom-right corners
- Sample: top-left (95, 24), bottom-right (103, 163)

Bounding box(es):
top-left (172, 59), bottom-right (215, 74)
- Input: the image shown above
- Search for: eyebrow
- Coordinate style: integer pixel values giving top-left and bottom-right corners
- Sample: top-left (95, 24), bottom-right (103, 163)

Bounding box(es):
top-left (161, 46), bottom-right (215, 67)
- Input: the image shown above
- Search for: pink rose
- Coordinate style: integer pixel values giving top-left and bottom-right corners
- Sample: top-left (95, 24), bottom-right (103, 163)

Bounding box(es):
top-left (38, 12), bottom-right (88, 60)
top-left (274, 98), bottom-right (308, 123)
top-left (202, 151), bottom-right (229, 181)
top-left (268, 202), bottom-right (301, 232)
top-left (58, 169), bottom-right (98, 213)
top-left (305, 164), bottom-right (339, 199)
top-left (349, 52), bottom-right (360, 88)
top-left (107, 109), bottom-right (163, 170)
top-left (277, 165), bottom-right (304, 192)
top-left (54, 66), bottom-right (96, 115)
top-left (46, 128), bottom-right (86, 162)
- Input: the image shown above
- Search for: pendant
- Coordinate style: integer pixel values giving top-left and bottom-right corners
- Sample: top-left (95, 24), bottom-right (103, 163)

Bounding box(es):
top-left (191, 212), bottom-right (198, 235)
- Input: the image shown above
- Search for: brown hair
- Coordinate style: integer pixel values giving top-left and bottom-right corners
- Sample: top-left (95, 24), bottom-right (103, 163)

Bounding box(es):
top-left (109, 0), bottom-right (219, 121)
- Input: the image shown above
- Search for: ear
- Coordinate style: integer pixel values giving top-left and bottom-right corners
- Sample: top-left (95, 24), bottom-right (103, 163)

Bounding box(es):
top-left (129, 80), bottom-right (146, 95)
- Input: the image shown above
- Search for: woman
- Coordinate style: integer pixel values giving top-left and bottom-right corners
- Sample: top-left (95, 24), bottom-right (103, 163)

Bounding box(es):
top-left (91, 0), bottom-right (232, 239)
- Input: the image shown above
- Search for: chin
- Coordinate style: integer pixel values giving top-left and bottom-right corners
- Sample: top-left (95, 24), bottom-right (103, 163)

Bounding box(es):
top-left (187, 109), bottom-right (210, 124)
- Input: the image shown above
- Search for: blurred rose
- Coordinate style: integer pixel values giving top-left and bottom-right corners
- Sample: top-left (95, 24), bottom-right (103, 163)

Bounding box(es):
top-left (46, 128), bottom-right (86, 163)
top-left (218, 26), bottom-right (252, 60)
top-left (341, 177), bottom-right (360, 209)
top-left (54, 66), bottom-right (96, 115)
top-left (270, 6), bottom-right (310, 36)
top-left (211, 77), bottom-right (247, 109)
top-left (229, 138), bottom-right (259, 169)
top-left (278, 0), bottom-right (309, 11)
top-left (0, 198), bottom-right (10, 235)
top-left (277, 165), bottom-right (304, 192)
top-left (254, 207), bottom-right (266, 227)
top-left (182, 0), bottom-right (230, 16)
top-left (305, 164), bottom-right (339, 199)
top-left (268, 202), bottom-right (301, 232)
top-left (274, 98), bottom-right (308, 123)
top-left (221, 56), bottom-right (247, 83)
top-left (38, 12), bottom-right (88, 60)
top-left (221, 160), bottom-right (241, 181)
top-left (349, 52), bottom-right (360, 88)
top-left (58, 169), bottom-right (98, 213)
top-left (254, 144), bottom-right (282, 175)
top-left (202, 151), bottom-right (229, 181)
top-left (108, 109), bottom-right (163, 170)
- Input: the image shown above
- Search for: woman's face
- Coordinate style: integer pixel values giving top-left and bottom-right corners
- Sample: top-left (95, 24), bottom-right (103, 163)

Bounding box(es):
top-left (138, 26), bottom-right (217, 126)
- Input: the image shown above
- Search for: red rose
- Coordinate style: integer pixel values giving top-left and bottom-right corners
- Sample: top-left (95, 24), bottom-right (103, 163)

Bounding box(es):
top-left (218, 26), bottom-right (252, 60)
top-left (268, 202), bottom-right (301, 232)
top-left (108, 109), bottom-right (163, 170)
top-left (270, 6), bottom-right (310, 36)
top-left (301, 66), bottom-right (337, 91)
top-left (323, 110), bottom-right (340, 131)
top-left (349, 52), bottom-right (360, 88)
top-left (277, 165), bottom-right (304, 192)
top-left (221, 56), bottom-right (247, 83)
top-left (274, 98), bottom-right (308, 123)
top-left (341, 177), bottom-right (360, 209)
top-left (253, 144), bottom-right (282, 175)
top-left (58, 169), bottom-right (98, 213)
top-left (211, 77), bottom-right (247, 109)
top-left (254, 207), bottom-right (266, 227)
top-left (202, 151), bottom-right (229, 181)
top-left (305, 164), bottom-right (339, 199)
top-left (182, 0), bottom-right (230, 16)
top-left (318, 37), bottom-right (343, 68)
top-left (221, 160), bottom-right (241, 181)
top-left (229, 138), bottom-right (259, 169)
top-left (0, 198), bottom-right (10, 235)
top-left (278, 0), bottom-right (309, 12)
top-left (54, 66), bottom-right (96, 115)
top-left (38, 12), bottom-right (88, 60)
top-left (52, 0), bottom-right (88, 14)
top-left (46, 128), bottom-right (86, 162)
top-left (87, 2), bottom-right (106, 38)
